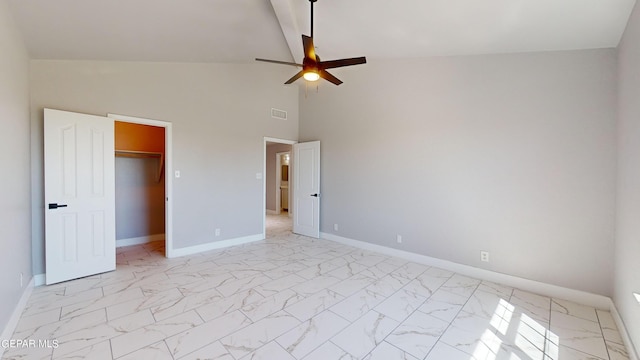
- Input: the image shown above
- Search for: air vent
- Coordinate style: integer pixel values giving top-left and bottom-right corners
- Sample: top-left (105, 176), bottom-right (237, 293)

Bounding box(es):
top-left (271, 108), bottom-right (287, 120)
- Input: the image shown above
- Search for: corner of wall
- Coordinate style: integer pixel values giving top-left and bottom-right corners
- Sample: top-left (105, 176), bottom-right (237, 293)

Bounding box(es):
top-left (0, 277), bottom-right (35, 358)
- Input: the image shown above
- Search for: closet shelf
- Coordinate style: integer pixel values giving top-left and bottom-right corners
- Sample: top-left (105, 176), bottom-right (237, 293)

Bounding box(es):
top-left (115, 150), bottom-right (164, 182)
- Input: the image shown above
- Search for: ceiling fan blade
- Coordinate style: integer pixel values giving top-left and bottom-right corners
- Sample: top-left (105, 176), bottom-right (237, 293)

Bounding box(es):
top-left (302, 35), bottom-right (316, 62)
top-left (256, 58), bottom-right (303, 67)
top-left (285, 70), bottom-right (305, 85)
top-left (319, 70), bottom-right (343, 86)
top-left (319, 57), bottom-right (367, 70)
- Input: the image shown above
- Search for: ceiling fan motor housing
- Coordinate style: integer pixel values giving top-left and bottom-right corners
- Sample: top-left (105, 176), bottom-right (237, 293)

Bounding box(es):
top-left (303, 56), bottom-right (318, 71)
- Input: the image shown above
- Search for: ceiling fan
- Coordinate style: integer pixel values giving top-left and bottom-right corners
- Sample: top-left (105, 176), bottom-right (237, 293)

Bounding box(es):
top-left (256, 0), bottom-right (367, 86)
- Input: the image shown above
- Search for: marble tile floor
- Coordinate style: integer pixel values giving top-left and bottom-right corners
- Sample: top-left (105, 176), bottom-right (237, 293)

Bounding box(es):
top-left (3, 214), bottom-right (630, 360)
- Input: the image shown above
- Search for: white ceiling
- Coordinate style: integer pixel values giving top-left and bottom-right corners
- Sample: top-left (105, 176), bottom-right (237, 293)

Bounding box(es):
top-left (7, 0), bottom-right (637, 64)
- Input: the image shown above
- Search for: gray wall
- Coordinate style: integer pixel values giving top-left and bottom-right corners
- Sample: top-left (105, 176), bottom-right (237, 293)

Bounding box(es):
top-left (0, 0), bottom-right (32, 335)
top-left (115, 157), bottom-right (165, 240)
top-left (299, 49), bottom-right (617, 296)
top-left (30, 60), bottom-right (299, 274)
top-left (266, 143), bottom-right (292, 211)
top-left (615, 0), bottom-right (640, 353)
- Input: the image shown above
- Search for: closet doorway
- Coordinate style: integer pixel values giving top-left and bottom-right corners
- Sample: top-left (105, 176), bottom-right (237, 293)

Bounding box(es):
top-left (109, 114), bottom-right (173, 257)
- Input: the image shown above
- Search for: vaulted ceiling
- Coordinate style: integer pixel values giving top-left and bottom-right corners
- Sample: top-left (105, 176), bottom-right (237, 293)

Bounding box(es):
top-left (7, 0), bottom-right (637, 64)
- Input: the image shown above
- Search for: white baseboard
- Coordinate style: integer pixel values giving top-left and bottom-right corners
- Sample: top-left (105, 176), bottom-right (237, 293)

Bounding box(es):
top-left (266, 209), bottom-right (278, 215)
top-left (168, 234), bottom-right (264, 258)
top-left (321, 232), bottom-right (612, 309)
top-left (116, 234), bottom-right (165, 248)
top-left (0, 277), bottom-right (35, 358)
top-left (610, 300), bottom-right (639, 360)
top-left (33, 274), bottom-right (45, 287)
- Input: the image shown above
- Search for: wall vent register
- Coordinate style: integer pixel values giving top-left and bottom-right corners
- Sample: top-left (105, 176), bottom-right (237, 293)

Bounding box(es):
top-left (271, 108), bottom-right (288, 120)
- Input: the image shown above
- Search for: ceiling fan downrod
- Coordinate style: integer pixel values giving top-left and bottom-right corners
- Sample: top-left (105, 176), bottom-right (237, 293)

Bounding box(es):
top-left (310, 0), bottom-right (317, 38)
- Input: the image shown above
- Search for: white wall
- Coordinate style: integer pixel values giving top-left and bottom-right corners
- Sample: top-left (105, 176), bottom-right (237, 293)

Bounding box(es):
top-left (300, 49), bottom-right (617, 296)
top-left (30, 60), bottom-right (298, 274)
top-left (615, 0), bottom-right (640, 353)
top-left (115, 157), bottom-right (165, 240)
top-left (0, 0), bottom-right (32, 337)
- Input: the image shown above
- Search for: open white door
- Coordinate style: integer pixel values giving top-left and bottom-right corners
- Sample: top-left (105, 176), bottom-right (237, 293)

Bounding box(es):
top-left (44, 109), bottom-right (116, 285)
top-left (293, 141), bottom-right (320, 238)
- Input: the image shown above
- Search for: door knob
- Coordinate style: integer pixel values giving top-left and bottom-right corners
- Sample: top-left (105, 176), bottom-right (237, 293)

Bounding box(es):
top-left (48, 203), bottom-right (68, 209)
top-left (310, 194), bottom-right (319, 197)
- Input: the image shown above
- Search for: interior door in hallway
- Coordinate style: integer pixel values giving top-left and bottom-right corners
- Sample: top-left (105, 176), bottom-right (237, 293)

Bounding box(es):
top-left (293, 141), bottom-right (320, 238)
top-left (44, 109), bottom-right (116, 284)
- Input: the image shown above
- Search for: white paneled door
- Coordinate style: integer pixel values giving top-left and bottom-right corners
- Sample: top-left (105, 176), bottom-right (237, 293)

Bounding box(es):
top-left (293, 141), bottom-right (320, 238)
top-left (44, 109), bottom-right (116, 285)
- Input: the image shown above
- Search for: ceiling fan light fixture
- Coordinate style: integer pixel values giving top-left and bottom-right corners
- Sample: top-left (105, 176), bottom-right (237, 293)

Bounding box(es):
top-left (255, 0), bottom-right (366, 86)
top-left (303, 70), bottom-right (320, 82)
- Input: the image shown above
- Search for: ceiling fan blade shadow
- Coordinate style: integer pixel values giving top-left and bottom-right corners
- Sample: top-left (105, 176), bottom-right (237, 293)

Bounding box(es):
top-left (319, 57), bottom-right (367, 70)
top-left (285, 70), bottom-right (305, 84)
top-left (302, 35), bottom-right (317, 61)
top-left (256, 58), bottom-right (303, 67)
top-left (319, 70), bottom-right (343, 85)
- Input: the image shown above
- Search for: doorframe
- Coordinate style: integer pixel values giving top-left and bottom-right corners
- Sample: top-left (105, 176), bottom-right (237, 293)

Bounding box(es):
top-left (275, 151), bottom-right (291, 215)
top-left (263, 137), bottom-right (297, 238)
top-left (108, 113), bottom-right (175, 258)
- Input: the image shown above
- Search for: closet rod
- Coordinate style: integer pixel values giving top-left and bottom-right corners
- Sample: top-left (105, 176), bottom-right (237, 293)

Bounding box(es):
top-left (115, 150), bottom-right (164, 182)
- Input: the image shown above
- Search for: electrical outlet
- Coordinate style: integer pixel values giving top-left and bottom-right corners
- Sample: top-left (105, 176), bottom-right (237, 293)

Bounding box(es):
top-left (396, 235), bottom-right (402, 244)
top-left (333, 224), bottom-right (339, 231)
top-left (480, 251), bottom-right (490, 262)
top-left (215, 228), bottom-right (221, 236)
